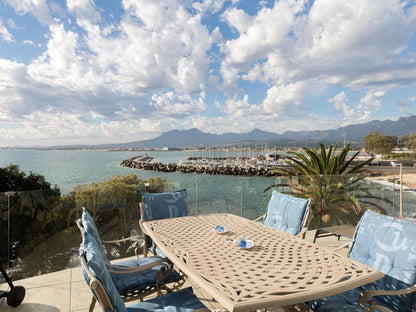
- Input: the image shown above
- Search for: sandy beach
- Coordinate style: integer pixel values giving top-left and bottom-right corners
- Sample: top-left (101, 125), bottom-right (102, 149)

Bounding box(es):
top-left (366, 173), bottom-right (416, 189)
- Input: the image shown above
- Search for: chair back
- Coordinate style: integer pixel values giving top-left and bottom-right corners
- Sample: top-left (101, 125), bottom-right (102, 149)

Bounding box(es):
top-left (349, 210), bottom-right (416, 310)
top-left (262, 190), bottom-right (311, 236)
top-left (140, 190), bottom-right (188, 255)
top-left (141, 189), bottom-right (188, 221)
top-left (80, 230), bottom-right (127, 312)
top-left (80, 207), bottom-right (111, 264)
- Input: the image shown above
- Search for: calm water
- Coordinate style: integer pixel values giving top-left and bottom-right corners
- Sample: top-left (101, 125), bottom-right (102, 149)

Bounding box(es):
top-left (1, 149), bottom-right (415, 218)
top-left (0, 149), bottom-right (187, 194)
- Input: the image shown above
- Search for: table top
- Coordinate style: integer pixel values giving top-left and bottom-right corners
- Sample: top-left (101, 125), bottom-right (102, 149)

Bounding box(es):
top-left (142, 213), bottom-right (383, 312)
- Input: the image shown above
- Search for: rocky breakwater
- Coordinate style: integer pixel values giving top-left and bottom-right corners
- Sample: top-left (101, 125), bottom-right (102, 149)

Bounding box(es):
top-left (120, 158), bottom-right (276, 177)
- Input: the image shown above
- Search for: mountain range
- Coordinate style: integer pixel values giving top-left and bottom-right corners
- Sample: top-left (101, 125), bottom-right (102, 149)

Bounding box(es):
top-left (49, 115), bottom-right (416, 149)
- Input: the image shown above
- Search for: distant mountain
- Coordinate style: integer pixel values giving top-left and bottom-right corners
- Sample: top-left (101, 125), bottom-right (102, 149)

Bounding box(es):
top-left (282, 116), bottom-right (416, 143)
top-left (115, 128), bottom-right (281, 148)
top-left (43, 115), bottom-right (416, 149)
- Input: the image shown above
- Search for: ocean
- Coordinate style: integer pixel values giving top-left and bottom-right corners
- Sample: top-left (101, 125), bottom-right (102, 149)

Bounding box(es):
top-left (0, 149), bottom-right (277, 218)
top-left (0, 149), bottom-right (186, 194)
top-left (1, 149), bottom-right (415, 218)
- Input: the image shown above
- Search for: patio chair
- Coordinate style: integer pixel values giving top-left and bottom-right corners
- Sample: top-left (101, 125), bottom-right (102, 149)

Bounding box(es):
top-left (310, 210), bottom-right (416, 312)
top-left (78, 207), bottom-right (183, 312)
top-left (254, 190), bottom-right (311, 238)
top-left (139, 189), bottom-right (188, 257)
top-left (79, 230), bottom-right (208, 312)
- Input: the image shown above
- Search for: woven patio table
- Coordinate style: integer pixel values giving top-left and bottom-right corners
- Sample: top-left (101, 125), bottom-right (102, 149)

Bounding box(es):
top-left (141, 213), bottom-right (383, 312)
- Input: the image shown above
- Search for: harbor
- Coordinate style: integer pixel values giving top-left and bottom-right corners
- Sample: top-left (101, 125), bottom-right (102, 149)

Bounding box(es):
top-left (121, 151), bottom-right (416, 177)
top-left (120, 151), bottom-right (290, 176)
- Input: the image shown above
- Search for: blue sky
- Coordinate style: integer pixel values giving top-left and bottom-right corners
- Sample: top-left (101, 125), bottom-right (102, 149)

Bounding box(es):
top-left (0, 0), bottom-right (415, 146)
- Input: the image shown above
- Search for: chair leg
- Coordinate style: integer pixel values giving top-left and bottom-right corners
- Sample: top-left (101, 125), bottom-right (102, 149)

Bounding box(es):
top-left (89, 296), bottom-right (96, 312)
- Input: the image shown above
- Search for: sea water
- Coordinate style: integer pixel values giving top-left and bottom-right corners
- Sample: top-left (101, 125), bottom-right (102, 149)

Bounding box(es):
top-left (1, 149), bottom-right (415, 218)
top-left (0, 149), bottom-right (276, 218)
top-left (0, 149), bottom-right (185, 194)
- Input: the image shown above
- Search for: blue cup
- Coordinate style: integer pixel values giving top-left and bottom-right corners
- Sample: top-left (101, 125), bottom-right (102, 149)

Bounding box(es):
top-left (238, 238), bottom-right (246, 247)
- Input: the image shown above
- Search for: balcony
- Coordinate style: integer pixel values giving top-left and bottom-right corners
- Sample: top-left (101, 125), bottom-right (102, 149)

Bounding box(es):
top-left (0, 173), bottom-right (415, 311)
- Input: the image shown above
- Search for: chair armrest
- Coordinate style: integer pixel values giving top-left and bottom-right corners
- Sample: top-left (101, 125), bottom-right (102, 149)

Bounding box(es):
top-left (101, 234), bottom-right (143, 245)
top-left (253, 214), bottom-right (265, 222)
top-left (139, 218), bottom-right (150, 234)
top-left (359, 285), bottom-right (416, 312)
top-left (296, 227), bottom-right (308, 239)
top-left (101, 235), bottom-right (144, 257)
top-left (106, 257), bottom-right (172, 274)
top-left (332, 242), bottom-right (351, 252)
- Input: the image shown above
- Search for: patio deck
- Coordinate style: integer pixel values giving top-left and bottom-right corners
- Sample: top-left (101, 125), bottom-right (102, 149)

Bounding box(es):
top-left (0, 230), bottom-right (350, 312)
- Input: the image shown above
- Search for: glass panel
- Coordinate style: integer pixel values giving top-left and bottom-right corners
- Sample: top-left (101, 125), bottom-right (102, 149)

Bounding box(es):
top-left (1, 172), bottom-right (416, 280)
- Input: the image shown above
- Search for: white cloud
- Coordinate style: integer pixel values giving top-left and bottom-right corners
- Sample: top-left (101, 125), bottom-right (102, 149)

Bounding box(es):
top-left (67, 0), bottom-right (101, 31)
top-left (222, 0), bottom-right (306, 66)
top-left (150, 90), bottom-right (206, 118)
top-left (327, 91), bottom-right (385, 123)
top-left (23, 39), bottom-right (35, 45)
top-left (193, 0), bottom-right (228, 15)
top-left (0, 0), bottom-right (215, 122)
top-left (355, 91), bottom-right (385, 121)
top-left (0, 0), bottom-right (415, 146)
top-left (220, 0), bottom-right (416, 120)
top-left (0, 18), bottom-right (14, 42)
top-left (328, 91), bottom-right (354, 119)
top-left (0, 110), bottom-right (161, 146)
top-left (5, 0), bottom-right (53, 25)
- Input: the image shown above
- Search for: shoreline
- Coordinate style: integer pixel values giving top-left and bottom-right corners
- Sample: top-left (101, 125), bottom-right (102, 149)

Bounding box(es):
top-left (366, 173), bottom-right (416, 190)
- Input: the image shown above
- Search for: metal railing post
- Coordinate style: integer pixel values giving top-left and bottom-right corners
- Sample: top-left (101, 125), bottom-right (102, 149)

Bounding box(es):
top-left (6, 191), bottom-right (16, 269)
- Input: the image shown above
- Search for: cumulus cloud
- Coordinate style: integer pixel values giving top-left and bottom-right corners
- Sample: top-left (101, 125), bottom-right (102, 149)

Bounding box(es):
top-left (5, 0), bottom-right (53, 25)
top-left (328, 92), bottom-right (354, 119)
top-left (0, 18), bottom-right (14, 42)
top-left (0, 0), bottom-right (214, 123)
top-left (22, 39), bottom-right (35, 45)
top-left (67, 0), bottom-right (101, 31)
top-left (0, 0), bottom-right (415, 146)
top-left (355, 91), bottom-right (385, 121)
top-left (328, 91), bottom-right (385, 123)
top-left (220, 0), bottom-right (416, 117)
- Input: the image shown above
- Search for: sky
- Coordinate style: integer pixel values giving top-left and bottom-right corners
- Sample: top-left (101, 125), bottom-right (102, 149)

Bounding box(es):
top-left (0, 0), bottom-right (415, 147)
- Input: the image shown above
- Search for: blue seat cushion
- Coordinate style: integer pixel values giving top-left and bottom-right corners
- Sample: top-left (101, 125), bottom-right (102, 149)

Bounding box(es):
top-left (349, 210), bottom-right (416, 285)
top-left (111, 256), bottom-right (182, 295)
top-left (262, 191), bottom-right (310, 235)
top-left (312, 210), bottom-right (416, 311)
top-left (81, 207), bottom-right (110, 263)
top-left (126, 287), bottom-right (205, 312)
top-left (81, 231), bottom-right (128, 312)
top-left (348, 210), bottom-right (416, 310)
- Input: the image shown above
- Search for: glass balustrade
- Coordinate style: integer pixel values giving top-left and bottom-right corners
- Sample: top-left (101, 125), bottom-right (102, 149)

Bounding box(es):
top-left (1, 173), bottom-right (415, 280)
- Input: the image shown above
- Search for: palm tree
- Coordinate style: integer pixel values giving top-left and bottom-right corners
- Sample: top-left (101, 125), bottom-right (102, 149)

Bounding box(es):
top-left (264, 143), bottom-right (375, 227)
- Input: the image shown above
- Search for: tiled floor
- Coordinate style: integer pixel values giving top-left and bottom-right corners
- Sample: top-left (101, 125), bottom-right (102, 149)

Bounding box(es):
top-left (0, 230), bottom-right (350, 312)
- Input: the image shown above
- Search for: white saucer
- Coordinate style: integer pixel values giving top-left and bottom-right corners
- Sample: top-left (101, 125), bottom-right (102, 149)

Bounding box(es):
top-left (235, 239), bottom-right (254, 249)
top-left (215, 228), bottom-right (228, 234)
